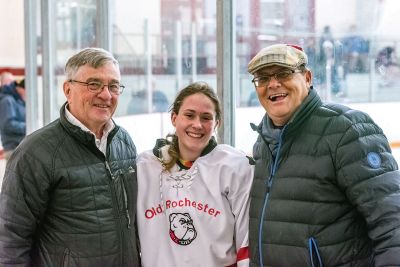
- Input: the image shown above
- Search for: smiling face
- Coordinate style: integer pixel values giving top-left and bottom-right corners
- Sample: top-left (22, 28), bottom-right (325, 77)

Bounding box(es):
top-left (171, 92), bottom-right (219, 161)
top-left (63, 62), bottom-right (121, 136)
top-left (254, 65), bottom-right (312, 126)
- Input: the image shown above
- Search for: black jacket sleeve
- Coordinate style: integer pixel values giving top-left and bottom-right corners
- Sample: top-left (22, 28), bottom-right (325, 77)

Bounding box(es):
top-left (336, 113), bottom-right (400, 266)
top-left (0, 149), bottom-right (51, 266)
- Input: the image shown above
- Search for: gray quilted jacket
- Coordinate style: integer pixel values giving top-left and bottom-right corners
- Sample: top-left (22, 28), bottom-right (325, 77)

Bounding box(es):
top-left (0, 103), bottom-right (140, 267)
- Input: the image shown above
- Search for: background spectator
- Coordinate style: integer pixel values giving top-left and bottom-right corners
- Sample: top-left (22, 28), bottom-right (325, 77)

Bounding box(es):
top-left (376, 46), bottom-right (397, 69)
top-left (315, 26), bottom-right (345, 95)
top-left (342, 25), bottom-right (370, 73)
top-left (375, 46), bottom-right (400, 87)
top-left (0, 79), bottom-right (26, 160)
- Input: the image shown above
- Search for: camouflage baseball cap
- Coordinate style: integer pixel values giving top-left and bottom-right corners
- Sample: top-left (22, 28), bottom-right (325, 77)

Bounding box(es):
top-left (248, 44), bottom-right (308, 74)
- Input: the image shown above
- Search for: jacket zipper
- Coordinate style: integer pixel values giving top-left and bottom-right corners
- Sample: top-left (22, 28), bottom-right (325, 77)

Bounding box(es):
top-left (256, 124), bottom-right (287, 267)
top-left (121, 171), bottom-right (132, 228)
top-left (105, 160), bottom-right (124, 265)
top-left (62, 247), bottom-right (70, 267)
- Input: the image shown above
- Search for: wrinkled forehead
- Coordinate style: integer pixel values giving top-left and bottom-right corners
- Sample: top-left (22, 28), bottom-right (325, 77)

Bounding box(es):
top-left (74, 62), bottom-right (121, 78)
top-left (254, 65), bottom-right (291, 76)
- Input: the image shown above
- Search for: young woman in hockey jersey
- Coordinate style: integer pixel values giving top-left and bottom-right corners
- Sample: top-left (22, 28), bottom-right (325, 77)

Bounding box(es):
top-left (137, 81), bottom-right (254, 267)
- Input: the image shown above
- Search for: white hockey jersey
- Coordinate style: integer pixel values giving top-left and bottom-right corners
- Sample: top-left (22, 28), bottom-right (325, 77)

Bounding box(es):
top-left (137, 143), bottom-right (254, 267)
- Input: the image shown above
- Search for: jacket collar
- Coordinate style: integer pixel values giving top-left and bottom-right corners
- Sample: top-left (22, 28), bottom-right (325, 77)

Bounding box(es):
top-left (152, 136), bottom-right (218, 159)
top-left (256, 87), bottom-right (322, 137)
top-left (59, 102), bottom-right (119, 156)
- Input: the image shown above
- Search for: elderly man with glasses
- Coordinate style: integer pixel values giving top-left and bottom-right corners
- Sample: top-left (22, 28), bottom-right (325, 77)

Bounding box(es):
top-left (0, 48), bottom-right (140, 266)
top-left (247, 43), bottom-right (400, 266)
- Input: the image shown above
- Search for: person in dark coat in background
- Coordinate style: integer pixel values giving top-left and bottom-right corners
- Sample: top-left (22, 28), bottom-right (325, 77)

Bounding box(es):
top-left (0, 79), bottom-right (26, 160)
top-left (0, 47), bottom-right (141, 266)
top-left (247, 43), bottom-right (400, 266)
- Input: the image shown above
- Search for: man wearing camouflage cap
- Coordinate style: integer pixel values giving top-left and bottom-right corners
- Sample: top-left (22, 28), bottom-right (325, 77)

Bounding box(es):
top-left (247, 43), bottom-right (400, 266)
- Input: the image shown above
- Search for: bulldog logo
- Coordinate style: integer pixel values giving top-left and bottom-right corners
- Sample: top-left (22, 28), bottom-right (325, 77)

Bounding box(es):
top-left (169, 212), bottom-right (197, 245)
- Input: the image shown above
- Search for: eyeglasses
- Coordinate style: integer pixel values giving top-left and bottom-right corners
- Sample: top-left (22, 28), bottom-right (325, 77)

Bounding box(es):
top-left (68, 79), bottom-right (125, 95)
top-left (252, 69), bottom-right (302, 87)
